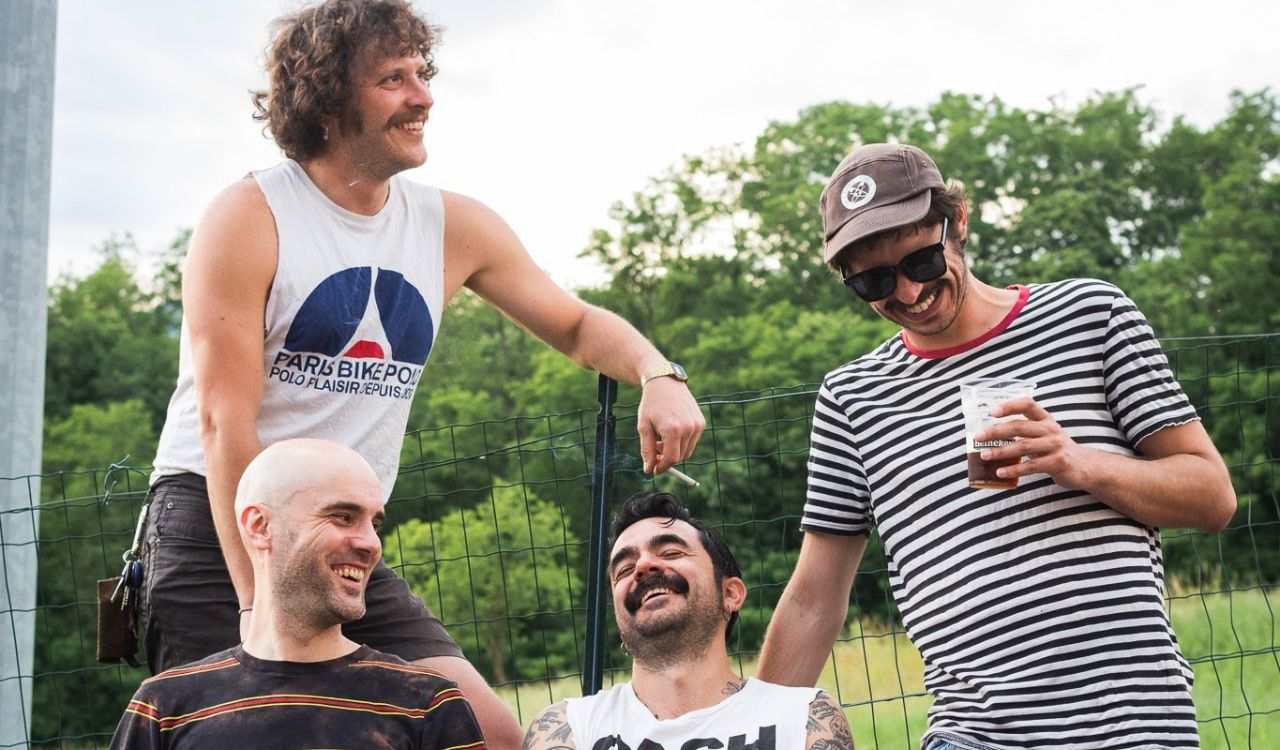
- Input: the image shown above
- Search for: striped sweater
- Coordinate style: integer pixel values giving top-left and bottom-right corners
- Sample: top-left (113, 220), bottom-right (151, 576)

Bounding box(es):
top-left (110, 645), bottom-right (485, 749)
top-left (804, 279), bottom-right (1201, 749)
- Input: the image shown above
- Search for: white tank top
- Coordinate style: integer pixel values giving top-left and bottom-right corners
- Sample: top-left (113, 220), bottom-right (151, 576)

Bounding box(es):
top-left (152, 160), bottom-right (446, 500)
top-left (565, 680), bottom-right (819, 750)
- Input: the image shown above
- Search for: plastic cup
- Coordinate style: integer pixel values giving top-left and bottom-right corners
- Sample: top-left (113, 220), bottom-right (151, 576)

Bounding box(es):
top-left (960, 379), bottom-right (1036, 490)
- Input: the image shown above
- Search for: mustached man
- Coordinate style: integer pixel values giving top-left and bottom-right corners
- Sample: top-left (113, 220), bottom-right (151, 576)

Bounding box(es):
top-left (524, 492), bottom-right (853, 750)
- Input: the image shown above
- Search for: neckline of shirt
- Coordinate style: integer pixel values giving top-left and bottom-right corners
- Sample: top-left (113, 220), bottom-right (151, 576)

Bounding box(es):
top-left (901, 285), bottom-right (1030, 360)
top-left (285, 159), bottom-right (400, 228)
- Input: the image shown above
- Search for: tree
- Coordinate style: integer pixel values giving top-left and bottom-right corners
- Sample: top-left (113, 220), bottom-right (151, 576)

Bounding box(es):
top-left (33, 400), bottom-right (156, 745)
top-left (382, 482), bottom-right (582, 683)
top-left (44, 235), bottom-right (185, 433)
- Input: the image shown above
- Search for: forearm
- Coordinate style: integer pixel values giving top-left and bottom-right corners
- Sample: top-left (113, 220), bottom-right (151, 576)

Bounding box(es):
top-left (200, 419), bottom-right (261, 606)
top-left (758, 582), bottom-right (847, 686)
top-left (1074, 448), bottom-right (1235, 532)
top-left (556, 304), bottom-right (666, 385)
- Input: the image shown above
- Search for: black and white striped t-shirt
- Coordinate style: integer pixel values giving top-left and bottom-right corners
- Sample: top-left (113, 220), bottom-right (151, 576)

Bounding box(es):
top-left (804, 279), bottom-right (1201, 749)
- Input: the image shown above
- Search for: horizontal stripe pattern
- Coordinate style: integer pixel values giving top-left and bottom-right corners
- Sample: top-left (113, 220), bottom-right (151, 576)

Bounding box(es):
top-left (803, 279), bottom-right (1199, 748)
top-left (111, 645), bottom-right (485, 749)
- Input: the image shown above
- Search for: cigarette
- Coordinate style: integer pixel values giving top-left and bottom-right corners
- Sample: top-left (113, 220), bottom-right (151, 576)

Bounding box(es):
top-left (666, 467), bottom-right (700, 488)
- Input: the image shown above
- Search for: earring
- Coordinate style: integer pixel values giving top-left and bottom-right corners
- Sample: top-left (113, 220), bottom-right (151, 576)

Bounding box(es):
top-left (322, 125), bottom-right (329, 142)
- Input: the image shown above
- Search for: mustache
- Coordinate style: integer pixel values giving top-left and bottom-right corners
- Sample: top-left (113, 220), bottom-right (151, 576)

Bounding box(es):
top-left (623, 572), bottom-right (689, 614)
top-left (390, 109), bottom-right (428, 127)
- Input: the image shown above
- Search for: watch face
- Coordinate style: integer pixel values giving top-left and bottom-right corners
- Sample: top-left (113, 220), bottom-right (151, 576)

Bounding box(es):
top-left (670, 362), bottom-right (688, 380)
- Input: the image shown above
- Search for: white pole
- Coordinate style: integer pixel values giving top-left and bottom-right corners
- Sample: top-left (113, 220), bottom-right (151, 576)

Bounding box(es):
top-left (0, 0), bottom-right (57, 746)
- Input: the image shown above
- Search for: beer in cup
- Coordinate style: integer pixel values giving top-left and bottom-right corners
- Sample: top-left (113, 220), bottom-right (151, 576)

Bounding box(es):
top-left (960, 379), bottom-right (1036, 490)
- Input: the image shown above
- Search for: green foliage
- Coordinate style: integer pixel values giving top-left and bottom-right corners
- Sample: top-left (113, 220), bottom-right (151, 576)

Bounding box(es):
top-left (45, 234), bottom-right (185, 433)
top-left (34, 400), bottom-right (156, 745)
top-left (30, 88), bottom-right (1280, 743)
top-left (383, 483), bottom-right (584, 682)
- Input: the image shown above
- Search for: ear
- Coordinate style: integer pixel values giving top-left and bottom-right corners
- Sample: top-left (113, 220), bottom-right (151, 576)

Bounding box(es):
top-left (239, 504), bottom-right (272, 552)
top-left (722, 576), bottom-right (748, 614)
top-left (955, 197), bottom-right (969, 245)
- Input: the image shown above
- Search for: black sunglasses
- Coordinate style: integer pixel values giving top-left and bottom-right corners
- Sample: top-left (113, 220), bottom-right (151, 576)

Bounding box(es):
top-left (842, 217), bottom-right (949, 302)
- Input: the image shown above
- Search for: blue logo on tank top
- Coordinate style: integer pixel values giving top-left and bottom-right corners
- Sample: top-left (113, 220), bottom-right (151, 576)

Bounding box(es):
top-left (269, 266), bottom-right (432, 400)
top-left (284, 266), bottom-right (433, 363)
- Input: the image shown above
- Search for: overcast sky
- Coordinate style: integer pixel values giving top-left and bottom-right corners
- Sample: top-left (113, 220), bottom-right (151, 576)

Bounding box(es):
top-left (48, 0), bottom-right (1279, 288)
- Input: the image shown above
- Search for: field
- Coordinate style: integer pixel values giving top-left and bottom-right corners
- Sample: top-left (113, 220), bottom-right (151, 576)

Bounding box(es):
top-left (497, 587), bottom-right (1280, 748)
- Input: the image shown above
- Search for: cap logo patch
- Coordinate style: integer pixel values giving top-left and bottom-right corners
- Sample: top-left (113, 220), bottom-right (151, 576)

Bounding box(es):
top-left (840, 175), bottom-right (876, 210)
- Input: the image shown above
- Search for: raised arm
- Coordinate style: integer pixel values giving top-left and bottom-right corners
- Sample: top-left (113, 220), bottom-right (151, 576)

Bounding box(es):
top-left (979, 401), bottom-right (1236, 532)
top-left (521, 701), bottom-right (578, 750)
top-left (805, 691), bottom-right (854, 750)
top-left (758, 531), bottom-right (866, 686)
top-left (442, 192), bottom-right (703, 474)
top-left (183, 178), bottom-right (278, 624)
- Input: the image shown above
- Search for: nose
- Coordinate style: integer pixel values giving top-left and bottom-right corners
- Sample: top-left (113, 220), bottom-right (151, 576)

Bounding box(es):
top-left (407, 74), bottom-right (433, 110)
top-left (632, 551), bottom-right (664, 579)
top-left (352, 520), bottom-right (382, 562)
top-left (891, 271), bottom-right (927, 305)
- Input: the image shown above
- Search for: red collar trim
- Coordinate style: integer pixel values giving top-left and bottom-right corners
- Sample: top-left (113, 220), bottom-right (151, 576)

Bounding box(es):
top-left (902, 285), bottom-right (1030, 359)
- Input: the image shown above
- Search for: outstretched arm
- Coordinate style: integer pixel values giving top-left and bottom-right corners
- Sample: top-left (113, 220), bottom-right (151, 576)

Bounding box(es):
top-left (978, 399), bottom-right (1235, 531)
top-left (443, 192), bottom-right (704, 475)
top-left (522, 701), bottom-right (578, 750)
top-left (758, 532), bottom-right (866, 686)
top-left (806, 691), bottom-right (854, 750)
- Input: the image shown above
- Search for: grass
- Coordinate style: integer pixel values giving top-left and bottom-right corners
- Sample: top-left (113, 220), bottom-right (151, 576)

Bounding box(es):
top-left (496, 587), bottom-right (1280, 749)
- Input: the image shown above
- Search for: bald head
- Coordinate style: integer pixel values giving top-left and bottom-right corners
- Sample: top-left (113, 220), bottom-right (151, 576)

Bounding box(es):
top-left (235, 439), bottom-right (381, 540)
top-left (235, 439), bottom-right (385, 632)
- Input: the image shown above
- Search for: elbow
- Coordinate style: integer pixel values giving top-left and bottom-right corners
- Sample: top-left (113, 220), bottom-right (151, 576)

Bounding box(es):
top-left (1199, 467), bottom-right (1237, 534)
top-left (1204, 489), bottom-right (1237, 535)
top-left (197, 406), bottom-right (227, 447)
top-left (197, 405), bottom-right (255, 457)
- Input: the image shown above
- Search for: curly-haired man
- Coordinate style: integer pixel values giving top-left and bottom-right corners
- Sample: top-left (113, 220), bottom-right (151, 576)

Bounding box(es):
top-left (143, 2), bottom-right (704, 747)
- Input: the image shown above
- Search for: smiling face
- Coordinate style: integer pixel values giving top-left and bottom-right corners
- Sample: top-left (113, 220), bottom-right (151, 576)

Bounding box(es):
top-left (330, 47), bottom-right (433, 180)
top-left (849, 220), bottom-right (972, 347)
top-left (608, 517), bottom-right (736, 667)
top-left (268, 466), bottom-right (384, 630)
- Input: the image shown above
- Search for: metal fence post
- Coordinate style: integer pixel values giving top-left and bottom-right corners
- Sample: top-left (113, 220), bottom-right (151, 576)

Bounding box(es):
top-left (581, 374), bottom-right (617, 696)
top-left (1, 1), bottom-right (58, 746)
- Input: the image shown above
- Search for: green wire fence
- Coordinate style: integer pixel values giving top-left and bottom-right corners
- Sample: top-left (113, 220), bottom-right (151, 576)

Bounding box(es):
top-left (4, 334), bottom-right (1278, 747)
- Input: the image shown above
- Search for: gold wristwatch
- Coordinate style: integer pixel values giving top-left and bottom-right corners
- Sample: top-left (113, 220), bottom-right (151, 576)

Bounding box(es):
top-left (639, 361), bottom-right (689, 388)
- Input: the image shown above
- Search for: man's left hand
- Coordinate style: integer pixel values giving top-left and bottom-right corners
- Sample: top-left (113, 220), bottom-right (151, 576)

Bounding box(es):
top-left (975, 396), bottom-right (1096, 491)
top-left (636, 378), bottom-right (705, 476)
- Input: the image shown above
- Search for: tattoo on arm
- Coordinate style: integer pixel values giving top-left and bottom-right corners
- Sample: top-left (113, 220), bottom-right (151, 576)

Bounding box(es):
top-left (522, 702), bottom-right (578, 750)
top-left (805, 691), bottom-right (854, 750)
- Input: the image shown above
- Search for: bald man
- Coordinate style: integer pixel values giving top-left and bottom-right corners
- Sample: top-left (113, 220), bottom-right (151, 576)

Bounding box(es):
top-left (110, 439), bottom-right (486, 749)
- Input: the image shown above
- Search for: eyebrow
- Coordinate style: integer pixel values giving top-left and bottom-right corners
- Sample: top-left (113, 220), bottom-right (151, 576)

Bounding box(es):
top-left (608, 532), bottom-right (692, 576)
top-left (319, 501), bottom-right (384, 525)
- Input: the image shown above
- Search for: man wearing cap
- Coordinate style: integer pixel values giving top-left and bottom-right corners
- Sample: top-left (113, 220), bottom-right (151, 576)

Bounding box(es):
top-left (758, 143), bottom-right (1236, 749)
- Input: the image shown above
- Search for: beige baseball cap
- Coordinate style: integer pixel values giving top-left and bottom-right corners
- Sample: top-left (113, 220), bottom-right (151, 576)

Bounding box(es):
top-left (819, 143), bottom-right (945, 262)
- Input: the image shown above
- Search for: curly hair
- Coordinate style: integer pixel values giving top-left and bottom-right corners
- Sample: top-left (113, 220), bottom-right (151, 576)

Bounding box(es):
top-left (610, 491), bottom-right (744, 640)
top-left (827, 179), bottom-right (969, 278)
top-left (251, 0), bottom-right (439, 162)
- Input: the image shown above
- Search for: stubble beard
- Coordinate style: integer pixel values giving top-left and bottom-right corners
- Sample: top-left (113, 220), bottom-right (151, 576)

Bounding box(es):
top-left (620, 587), bottom-right (724, 670)
top-left (883, 264), bottom-right (970, 340)
top-left (341, 112), bottom-right (424, 184)
top-left (271, 539), bottom-right (366, 633)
